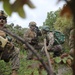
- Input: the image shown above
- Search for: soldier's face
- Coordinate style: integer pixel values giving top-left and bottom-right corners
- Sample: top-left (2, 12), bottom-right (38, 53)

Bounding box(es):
top-left (0, 16), bottom-right (7, 27)
top-left (30, 26), bottom-right (35, 30)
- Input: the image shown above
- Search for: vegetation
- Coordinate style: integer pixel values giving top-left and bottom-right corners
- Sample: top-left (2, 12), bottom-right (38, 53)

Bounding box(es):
top-left (0, 8), bottom-right (73, 75)
top-left (0, 51), bottom-right (73, 75)
top-left (43, 9), bottom-right (73, 52)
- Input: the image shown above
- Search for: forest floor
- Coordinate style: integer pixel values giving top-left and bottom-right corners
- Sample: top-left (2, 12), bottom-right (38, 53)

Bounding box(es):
top-left (0, 51), bottom-right (72, 75)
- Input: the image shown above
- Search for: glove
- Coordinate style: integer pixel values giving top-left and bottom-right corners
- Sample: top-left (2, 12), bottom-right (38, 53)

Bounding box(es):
top-left (0, 36), bottom-right (8, 48)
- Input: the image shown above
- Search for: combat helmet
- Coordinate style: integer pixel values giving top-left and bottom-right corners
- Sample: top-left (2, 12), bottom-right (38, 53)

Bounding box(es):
top-left (0, 10), bottom-right (7, 18)
top-left (42, 26), bottom-right (50, 32)
top-left (0, 10), bottom-right (7, 26)
top-left (29, 21), bottom-right (36, 27)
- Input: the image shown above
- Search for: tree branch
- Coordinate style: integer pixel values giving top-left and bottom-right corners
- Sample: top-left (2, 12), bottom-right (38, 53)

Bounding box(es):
top-left (0, 28), bottom-right (53, 75)
top-left (44, 39), bottom-right (54, 75)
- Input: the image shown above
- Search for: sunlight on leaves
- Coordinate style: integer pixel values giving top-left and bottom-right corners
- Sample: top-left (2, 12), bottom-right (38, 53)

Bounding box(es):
top-left (54, 57), bottom-right (61, 63)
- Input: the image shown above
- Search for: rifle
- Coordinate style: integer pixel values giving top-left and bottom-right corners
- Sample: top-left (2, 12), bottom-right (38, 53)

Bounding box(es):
top-left (34, 26), bottom-right (42, 36)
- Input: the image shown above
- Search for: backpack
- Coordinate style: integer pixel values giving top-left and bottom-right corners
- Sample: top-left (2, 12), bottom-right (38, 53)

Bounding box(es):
top-left (53, 31), bottom-right (65, 45)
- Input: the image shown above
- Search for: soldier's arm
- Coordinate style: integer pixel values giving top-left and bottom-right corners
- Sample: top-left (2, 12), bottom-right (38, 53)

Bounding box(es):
top-left (23, 30), bottom-right (32, 43)
top-left (47, 32), bottom-right (54, 50)
top-left (0, 30), bottom-right (6, 38)
top-left (69, 29), bottom-right (75, 48)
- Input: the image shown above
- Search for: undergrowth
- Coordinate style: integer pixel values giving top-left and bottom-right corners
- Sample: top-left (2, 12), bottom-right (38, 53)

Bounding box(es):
top-left (0, 50), bottom-right (72, 75)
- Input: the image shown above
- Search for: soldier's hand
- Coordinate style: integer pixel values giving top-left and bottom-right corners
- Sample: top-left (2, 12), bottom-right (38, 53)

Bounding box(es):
top-left (6, 42), bottom-right (14, 49)
top-left (23, 44), bottom-right (27, 49)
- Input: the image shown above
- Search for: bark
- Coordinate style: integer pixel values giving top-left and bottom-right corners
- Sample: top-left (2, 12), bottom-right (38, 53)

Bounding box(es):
top-left (0, 28), bottom-right (53, 75)
top-left (44, 39), bottom-right (54, 75)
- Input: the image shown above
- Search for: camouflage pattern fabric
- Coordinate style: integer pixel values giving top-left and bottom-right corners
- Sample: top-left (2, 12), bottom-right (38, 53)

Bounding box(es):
top-left (47, 32), bottom-right (55, 50)
top-left (0, 10), bottom-right (20, 75)
top-left (24, 29), bottom-right (36, 43)
top-left (69, 29), bottom-right (75, 57)
top-left (11, 47), bottom-right (20, 70)
top-left (0, 30), bottom-right (6, 37)
top-left (0, 31), bottom-right (20, 71)
top-left (29, 21), bottom-right (36, 27)
top-left (24, 28), bottom-right (37, 59)
top-left (41, 32), bottom-right (62, 56)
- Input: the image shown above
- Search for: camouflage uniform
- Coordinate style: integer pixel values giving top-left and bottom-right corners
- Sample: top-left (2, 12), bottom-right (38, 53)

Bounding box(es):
top-left (69, 29), bottom-right (75, 57)
top-left (41, 26), bottom-right (62, 56)
top-left (0, 10), bottom-right (20, 75)
top-left (23, 21), bottom-right (40, 59)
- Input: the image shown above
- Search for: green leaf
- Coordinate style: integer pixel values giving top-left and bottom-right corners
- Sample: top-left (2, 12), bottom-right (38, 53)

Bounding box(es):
top-left (17, 6), bottom-right (26, 18)
top-left (54, 57), bottom-right (61, 63)
top-left (27, 0), bottom-right (35, 8)
top-left (68, 55), bottom-right (73, 60)
top-left (62, 57), bottom-right (67, 64)
top-left (3, 0), bottom-right (12, 16)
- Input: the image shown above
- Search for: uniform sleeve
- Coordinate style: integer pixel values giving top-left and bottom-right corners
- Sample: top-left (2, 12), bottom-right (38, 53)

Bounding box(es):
top-left (47, 32), bottom-right (54, 50)
top-left (0, 30), bottom-right (6, 37)
top-left (23, 29), bottom-right (32, 43)
top-left (69, 29), bottom-right (75, 48)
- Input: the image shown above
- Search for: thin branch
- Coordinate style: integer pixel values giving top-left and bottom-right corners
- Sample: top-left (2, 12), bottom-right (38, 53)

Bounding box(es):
top-left (44, 39), bottom-right (54, 75)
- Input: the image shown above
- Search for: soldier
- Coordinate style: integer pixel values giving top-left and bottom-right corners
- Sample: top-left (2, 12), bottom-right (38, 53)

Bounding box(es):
top-left (69, 28), bottom-right (75, 57)
top-left (23, 21), bottom-right (41, 60)
top-left (41, 26), bottom-right (62, 57)
top-left (0, 10), bottom-right (20, 75)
